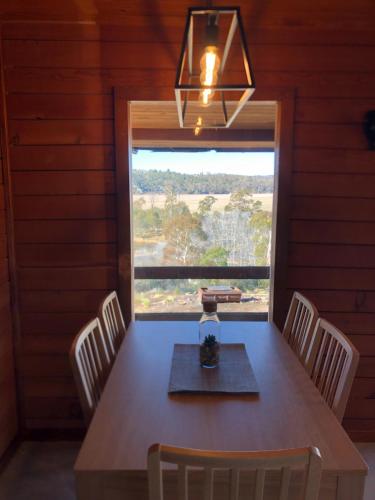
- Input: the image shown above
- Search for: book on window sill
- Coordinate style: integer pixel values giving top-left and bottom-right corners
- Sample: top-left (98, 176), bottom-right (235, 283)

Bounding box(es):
top-left (199, 286), bottom-right (242, 303)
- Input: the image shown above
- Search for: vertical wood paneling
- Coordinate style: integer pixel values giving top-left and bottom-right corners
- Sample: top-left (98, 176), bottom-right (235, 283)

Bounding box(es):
top-left (1, 0), bottom-right (375, 439)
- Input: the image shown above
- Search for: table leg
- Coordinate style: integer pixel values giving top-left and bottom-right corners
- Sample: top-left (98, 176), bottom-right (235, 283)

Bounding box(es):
top-left (337, 475), bottom-right (366, 500)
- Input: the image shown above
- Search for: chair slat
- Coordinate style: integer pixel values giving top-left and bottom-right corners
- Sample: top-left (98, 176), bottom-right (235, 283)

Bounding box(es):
top-left (148, 444), bottom-right (322, 500)
top-left (317, 336), bottom-right (335, 393)
top-left (70, 317), bottom-right (111, 426)
top-left (322, 341), bottom-right (340, 400)
top-left (307, 318), bottom-right (359, 422)
top-left (279, 466), bottom-right (291, 500)
top-left (327, 349), bottom-right (346, 408)
top-left (99, 291), bottom-right (127, 364)
top-left (229, 468), bottom-right (239, 500)
top-left (282, 292), bottom-right (318, 371)
top-left (204, 467), bottom-right (214, 500)
top-left (254, 469), bottom-right (265, 500)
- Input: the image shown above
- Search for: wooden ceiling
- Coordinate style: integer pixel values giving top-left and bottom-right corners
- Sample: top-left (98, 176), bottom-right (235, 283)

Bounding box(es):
top-left (131, 101), bottom-right (276, 149)
top-left (131, 101), bottom-right (276, 130)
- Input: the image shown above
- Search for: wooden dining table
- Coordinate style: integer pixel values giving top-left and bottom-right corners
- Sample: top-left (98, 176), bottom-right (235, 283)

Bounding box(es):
top-left (74, 321), bottom-right (368, 500)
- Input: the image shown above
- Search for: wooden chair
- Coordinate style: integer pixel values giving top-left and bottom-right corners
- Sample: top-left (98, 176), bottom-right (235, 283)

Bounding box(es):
top-left (305, 318), bottom-right (359, 422)
top-left (282, 291), bottom-right (318, 369)
top-left (148, 444), bottom-right (322, 500)
top-left (98, 290), bottom-right (126, 362)
top-left (70, 317), bottom-right (111, 426)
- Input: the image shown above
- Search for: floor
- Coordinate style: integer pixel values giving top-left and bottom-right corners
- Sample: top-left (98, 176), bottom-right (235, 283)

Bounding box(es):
top-left (0, 441), bottom-right (373, 499)
top-left (0, 442), bottom-right (80, 500)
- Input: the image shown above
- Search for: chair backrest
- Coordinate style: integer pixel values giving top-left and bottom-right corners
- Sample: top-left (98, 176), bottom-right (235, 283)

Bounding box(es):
top-left (70, 317), bottom-right (111, 425)
top-left (305, 318), bottom-right (359, 422)
top-left (282, 292), bottom-right (318, 368)
top-left (148, 444), bottom-right (322, 500)
top-left (98, 290), bottom-right (126, 361)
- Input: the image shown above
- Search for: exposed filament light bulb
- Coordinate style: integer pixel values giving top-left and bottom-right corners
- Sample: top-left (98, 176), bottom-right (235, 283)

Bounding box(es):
top-left (199, 45), bottom-right (220, 107)
top-left (194, 116), bottom-right (203, 136)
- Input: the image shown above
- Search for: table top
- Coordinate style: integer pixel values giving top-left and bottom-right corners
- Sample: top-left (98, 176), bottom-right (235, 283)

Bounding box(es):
top-left (75, 321), bottom-right (367, 474)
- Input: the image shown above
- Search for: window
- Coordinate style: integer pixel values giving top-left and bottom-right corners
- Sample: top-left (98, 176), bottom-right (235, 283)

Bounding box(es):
top-left (132, 148), bottom-right (275, 319)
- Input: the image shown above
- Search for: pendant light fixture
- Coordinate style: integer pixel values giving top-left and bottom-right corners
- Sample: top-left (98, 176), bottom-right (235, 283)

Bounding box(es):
top-left (175, 6), bottom-right (255, 130)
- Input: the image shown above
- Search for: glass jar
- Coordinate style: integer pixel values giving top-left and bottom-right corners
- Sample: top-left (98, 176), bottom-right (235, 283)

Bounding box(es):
top-left (199, 301), bottom-right (221, 368)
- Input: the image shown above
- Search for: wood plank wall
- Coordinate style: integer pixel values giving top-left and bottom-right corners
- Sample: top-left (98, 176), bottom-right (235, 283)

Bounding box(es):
top-left (0, 93), bottom-right (18, 453)
top-left (0, 0), bottom-right (375, 438)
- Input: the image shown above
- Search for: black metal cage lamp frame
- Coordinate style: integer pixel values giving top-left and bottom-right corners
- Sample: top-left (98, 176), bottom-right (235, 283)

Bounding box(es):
top-left (175, 7), bottom-right (256, 129)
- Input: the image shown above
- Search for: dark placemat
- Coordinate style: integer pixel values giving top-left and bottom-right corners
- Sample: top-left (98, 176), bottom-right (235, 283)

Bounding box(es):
top-left (168, 343), bottom-right (259, 394)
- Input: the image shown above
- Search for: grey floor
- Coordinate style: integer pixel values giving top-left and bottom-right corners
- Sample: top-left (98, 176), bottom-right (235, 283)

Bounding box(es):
top-left (0, 442), bottom-right (80, 500)
top-left (0, 441), bottom-right (374, 499)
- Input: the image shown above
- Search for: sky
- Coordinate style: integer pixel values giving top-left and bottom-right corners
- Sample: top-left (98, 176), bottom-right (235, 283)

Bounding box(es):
top-left (132, 150), bottom-right (274, 176)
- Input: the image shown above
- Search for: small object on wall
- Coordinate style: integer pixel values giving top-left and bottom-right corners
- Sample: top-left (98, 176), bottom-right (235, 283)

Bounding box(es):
top-left (364, 110), bottom-right (375, 150)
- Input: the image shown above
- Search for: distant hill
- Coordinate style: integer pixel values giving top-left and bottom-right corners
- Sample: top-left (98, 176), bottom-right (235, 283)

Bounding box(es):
top-left (133, 169), bottom-right (273, 194)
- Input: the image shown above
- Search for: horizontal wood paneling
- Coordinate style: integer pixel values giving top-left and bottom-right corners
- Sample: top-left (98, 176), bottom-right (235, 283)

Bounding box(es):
top-left (5, 67), bottom-right (177, 94)
top-left (16, 243), bottom-right (116, 267)
top-left (346, 379), bottom-right (375, 419)
top-left (4, 40), bottom-right (375, 73)
top-left (15, 195), bottom-right (115, 220)
top-left (357, 358), bottom-right (375, 378)
top-left (294, 149), bottom-right (375, 174)
top-left (3, 2), bottom-right (375, 439)
top-left (14, 195), bottom-right (116, 220)
top-left (9, 119), bottom-right (113, 145)
top-left (20, 354), bottom-right (72, 377)
top-left (346, 336), bottom-right (375, 356)
top-left (295, 290), bottom-right (375, 313)
top-left (21, 333), bottom-right (77, 354)
top-left (10, 145), bottom-right (114, 171)
top-left (13, 171), bottom-right (115, 195)
top-left (343, 418), bottom-right (375, 441)
top-left (19, 290), bottom-right (109, 313)
top-left (18, 267), bottom-right (116, 290)
top-left (6, 67), bottom-right (375, 98)
top-left (295, 124), bottom-right (368, 150)
top-left (288, 268), bottom-right (375, 290)
top-left (2, 0), bottom-right (375, 26)
top-left (324, 313), bottom-right (375, 334)
top-left (289, 244), bottom-right (375, 267)
top-left (290, 220), bottom-right (375, 244)
top-left (21, 312), bottom-right (93, 335)
top-left (3, 18), bottom-right (375, 45)
top-left (15, 220), bottom-right (116, 243)
top-left (7, 94), bottom-right (114, 120)
top-left (23, 377), bottom-right (76, 398)
top-left (24, 397), bottom-right (81, 420)
top-left (295, 98), bottom-right (375, 124)
top-left (291, 197), bottom-right (375, 221)
top-left (292, 173), bottom-right (375, 198)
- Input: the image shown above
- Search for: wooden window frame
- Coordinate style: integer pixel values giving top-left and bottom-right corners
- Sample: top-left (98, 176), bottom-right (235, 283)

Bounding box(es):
top-left (114, 86), bottom-right (295, 328)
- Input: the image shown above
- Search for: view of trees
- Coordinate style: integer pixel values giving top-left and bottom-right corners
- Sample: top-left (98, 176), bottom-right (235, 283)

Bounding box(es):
top-left (134, 184), bottom-right (272, 267)
top-left (133, 169), bottom-right (273, 194)
top-left (133, 165), bottom-right (274, 313)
